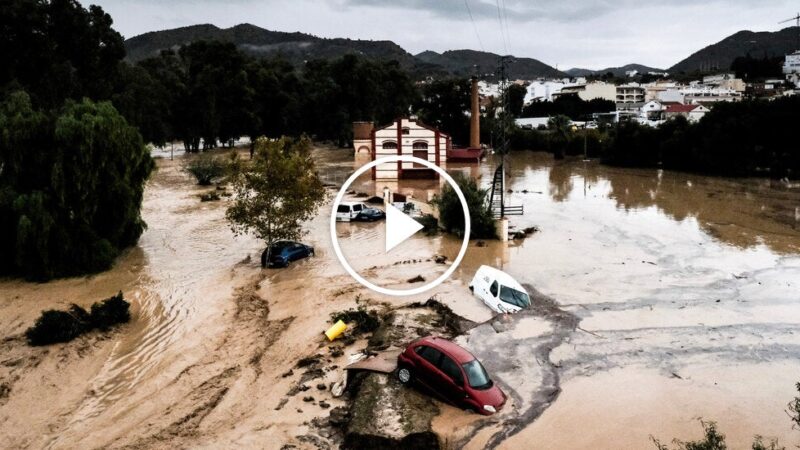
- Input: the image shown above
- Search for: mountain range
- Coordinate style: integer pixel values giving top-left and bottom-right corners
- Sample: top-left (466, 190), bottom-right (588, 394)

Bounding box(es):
top-left (668, 27), bottom-right (800, 73)
top-left (124, 23), bottom-right (800, 79)
top-left (124, 23), bottom-right (564, 79)
top-left (565, 64), bottom-right (666, 78)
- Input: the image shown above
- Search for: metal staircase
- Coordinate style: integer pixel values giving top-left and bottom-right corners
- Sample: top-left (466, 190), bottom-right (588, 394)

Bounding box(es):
top-left (488, 164), bottom-right (522, 218)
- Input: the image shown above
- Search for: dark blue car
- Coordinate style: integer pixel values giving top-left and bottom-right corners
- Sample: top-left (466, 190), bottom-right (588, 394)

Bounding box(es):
top-left (355, 207), bottom-right (386, 222)
top-left (261, 240), bottom-right (314, 268)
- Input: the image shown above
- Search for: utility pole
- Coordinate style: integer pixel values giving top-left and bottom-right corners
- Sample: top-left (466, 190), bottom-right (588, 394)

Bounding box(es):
top-left (496, 56), bottom-right (512, 218)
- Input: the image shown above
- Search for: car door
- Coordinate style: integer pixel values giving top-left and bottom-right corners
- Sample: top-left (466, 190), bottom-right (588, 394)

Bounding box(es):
top-left (351, 204), bottom-right (363, 219)
top-left (438, 354), bottom-right (468, 406)
top-left (291, 243), bottom-right (306, 261)
top-left (413, 345), bottom-right (443, 392)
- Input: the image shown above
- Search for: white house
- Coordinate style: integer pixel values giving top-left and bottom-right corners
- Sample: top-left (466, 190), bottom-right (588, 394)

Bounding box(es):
top-left (640, 100), bottom-right (665, 120)
top-left (553, 81), bottom-right (616, 102)
top-left (371, 118), bottom-right (450, 180)
top-left (665, 104), bottom-right (709, 122)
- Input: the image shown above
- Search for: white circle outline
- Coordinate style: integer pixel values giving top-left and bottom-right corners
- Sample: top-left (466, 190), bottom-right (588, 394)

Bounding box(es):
top-left (330, 155), bottom-right (471, 297)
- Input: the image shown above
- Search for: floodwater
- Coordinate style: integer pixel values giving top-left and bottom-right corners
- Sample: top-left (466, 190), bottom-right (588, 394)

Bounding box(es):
top-left (438, 152), bottom-right (800, 449)
top-left (0, 147), bottom-right (798, 449)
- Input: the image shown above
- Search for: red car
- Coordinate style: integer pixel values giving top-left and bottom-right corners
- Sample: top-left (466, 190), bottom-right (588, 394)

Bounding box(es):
top-left (396, 336), bottom-right (506, 415)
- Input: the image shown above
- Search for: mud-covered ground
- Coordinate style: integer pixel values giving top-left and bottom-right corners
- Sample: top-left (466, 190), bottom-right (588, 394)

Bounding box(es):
top-left (1, 147), bottom-right (799, 449)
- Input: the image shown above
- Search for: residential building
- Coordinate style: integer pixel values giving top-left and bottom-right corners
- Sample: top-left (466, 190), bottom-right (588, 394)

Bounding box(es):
top-left (664, 104), bottom-right (709, 122)
top-left (784, 51), bottom-right (800, 87)
top-left (552, 81), bottom-right (616, 102)
top-left (701, 74), bottom-right (746, 93)
top-left (525, 80), bottom-right (572, 103)
top-left (616, 84), bottom-right (646, 104)
top-left (745, 80), bottom-right (787, 99)
top-left (640, 100), bottom-right (665, 121)
top-left (680, 86), bottom-right (742, 104)
top-left (371, 118), bottom-right (450, 180)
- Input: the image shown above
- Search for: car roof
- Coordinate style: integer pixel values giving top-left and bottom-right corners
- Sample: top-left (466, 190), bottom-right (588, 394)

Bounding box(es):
top-left (416, 336), bottom-right (476, 364)
top-left (476, 265), bottom-right (525, 291)
top-left (340, 201), bottom-right (365, 206)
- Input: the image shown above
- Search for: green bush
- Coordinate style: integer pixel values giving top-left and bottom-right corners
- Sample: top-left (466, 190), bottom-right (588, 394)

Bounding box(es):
top-left (185, 153), bottom-right (227, 185)
top-left (25, 292), bottom-right (131, 346)
top-left (433, 172), bottom-right (496, 239)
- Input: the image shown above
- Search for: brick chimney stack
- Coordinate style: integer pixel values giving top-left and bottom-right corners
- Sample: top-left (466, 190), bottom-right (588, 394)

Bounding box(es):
top-left (470, 77), bottom-right (480, 149)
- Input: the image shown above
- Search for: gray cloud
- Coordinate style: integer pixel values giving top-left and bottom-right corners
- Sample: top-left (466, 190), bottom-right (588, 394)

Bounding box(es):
top-left (93, 0), bottom-right (796, 69)
top-left (343, 0), bottom-right (790, 23)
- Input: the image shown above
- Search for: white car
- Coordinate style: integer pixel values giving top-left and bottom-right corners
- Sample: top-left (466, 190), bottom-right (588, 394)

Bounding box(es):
top-left (468, 265), bottom-right (531, 314)
top-left (336, 202), bottom-right (368, 222)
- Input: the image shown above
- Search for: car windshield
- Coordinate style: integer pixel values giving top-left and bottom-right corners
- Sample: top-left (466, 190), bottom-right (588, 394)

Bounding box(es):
top-left (499, 285), bottom-right (530, 308)
top-left (462, 360), bottom-right (492, 390)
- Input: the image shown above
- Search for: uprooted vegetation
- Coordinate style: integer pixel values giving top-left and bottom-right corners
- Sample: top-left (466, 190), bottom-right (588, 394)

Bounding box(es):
top-left (25, 292), bottom-right (131, 346)
top-left (330, 304), bottom-right (381, 335)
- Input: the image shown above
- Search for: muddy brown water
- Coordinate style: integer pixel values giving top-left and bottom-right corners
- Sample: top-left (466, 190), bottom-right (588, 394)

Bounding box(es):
top-left (0, 147), bottom-right (798, 449)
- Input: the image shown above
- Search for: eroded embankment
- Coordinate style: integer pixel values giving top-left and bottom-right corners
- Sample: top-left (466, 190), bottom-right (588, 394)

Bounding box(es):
top-left (445, 285), bottom-right (580, 449)
top-left (336, 288), bottom-right (580, 450)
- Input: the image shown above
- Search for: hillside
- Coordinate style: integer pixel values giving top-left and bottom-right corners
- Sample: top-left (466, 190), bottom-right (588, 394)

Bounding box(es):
top-left (124, 24), bottom-right (563, 79)
top-left (565, 63), bottom-right (665, 77)
top-left (417, 49), bottom-right (565, 79)
top-left (124, 23), bottom-right (417, 68)
top-left (670, 26), bottom-right (800, 73)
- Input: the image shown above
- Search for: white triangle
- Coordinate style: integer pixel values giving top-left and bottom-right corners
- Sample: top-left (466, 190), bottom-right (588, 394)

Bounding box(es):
top-left (385, 204), bottom-right (425, 252)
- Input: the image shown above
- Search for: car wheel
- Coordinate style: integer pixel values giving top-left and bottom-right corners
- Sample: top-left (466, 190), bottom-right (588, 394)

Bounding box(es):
top-left (397, 366), bottom-right (413, 385)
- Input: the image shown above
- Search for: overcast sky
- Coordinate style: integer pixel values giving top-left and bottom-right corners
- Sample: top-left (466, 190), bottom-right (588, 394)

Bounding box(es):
top-left (93, 0), bottom-right (797, 69)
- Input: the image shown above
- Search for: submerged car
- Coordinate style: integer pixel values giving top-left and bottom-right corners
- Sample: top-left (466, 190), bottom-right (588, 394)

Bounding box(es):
top-left (354, 207), bottom-right (385, 222)
top-left (336, 202), bottom-right (368, 222)
top-left (396, 336), bottom-right (506, 415)
top-left (262, 240), bottom-right (314, 268)
top-left (469, 265), bottom-right (531, 314)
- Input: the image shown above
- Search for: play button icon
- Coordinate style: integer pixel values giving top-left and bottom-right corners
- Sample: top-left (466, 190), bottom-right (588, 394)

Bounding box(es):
top-left (385, 204), bottom-right (424, 252)
top-left (330, 155), bottom-right (471, 297)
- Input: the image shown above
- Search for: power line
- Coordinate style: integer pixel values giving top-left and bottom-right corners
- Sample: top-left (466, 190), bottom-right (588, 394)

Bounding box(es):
top-left (500, 0), bottom-right (512, 53)
top-left (463, 0), bottom-right (485, 52)
top-left (494, 0), bottom-right (509, 54)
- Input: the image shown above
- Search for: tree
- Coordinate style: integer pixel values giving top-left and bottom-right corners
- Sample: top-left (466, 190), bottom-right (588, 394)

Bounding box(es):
top-left (1, 0), bottom-right (125, 108)
top-left (226, 137), bottom-right (325, 266)
top-left (0, 91), bottom-right (153, 279)
top-left (433, 172), bottom-right (496, 239)
top-left (414, 78), bottom-right (471, 145)
top-left (505, 83), bottom-right (527, 117)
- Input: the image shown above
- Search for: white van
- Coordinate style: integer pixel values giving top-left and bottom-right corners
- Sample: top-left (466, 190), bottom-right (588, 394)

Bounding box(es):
top-left (336, 202), bottom-right (367, 222)
top-left (468, 265), bottom-right (531, 314)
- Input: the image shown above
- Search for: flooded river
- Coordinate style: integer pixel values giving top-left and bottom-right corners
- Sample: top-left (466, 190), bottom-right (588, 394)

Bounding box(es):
top-left (0, 147), bottom-right (798, 449)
